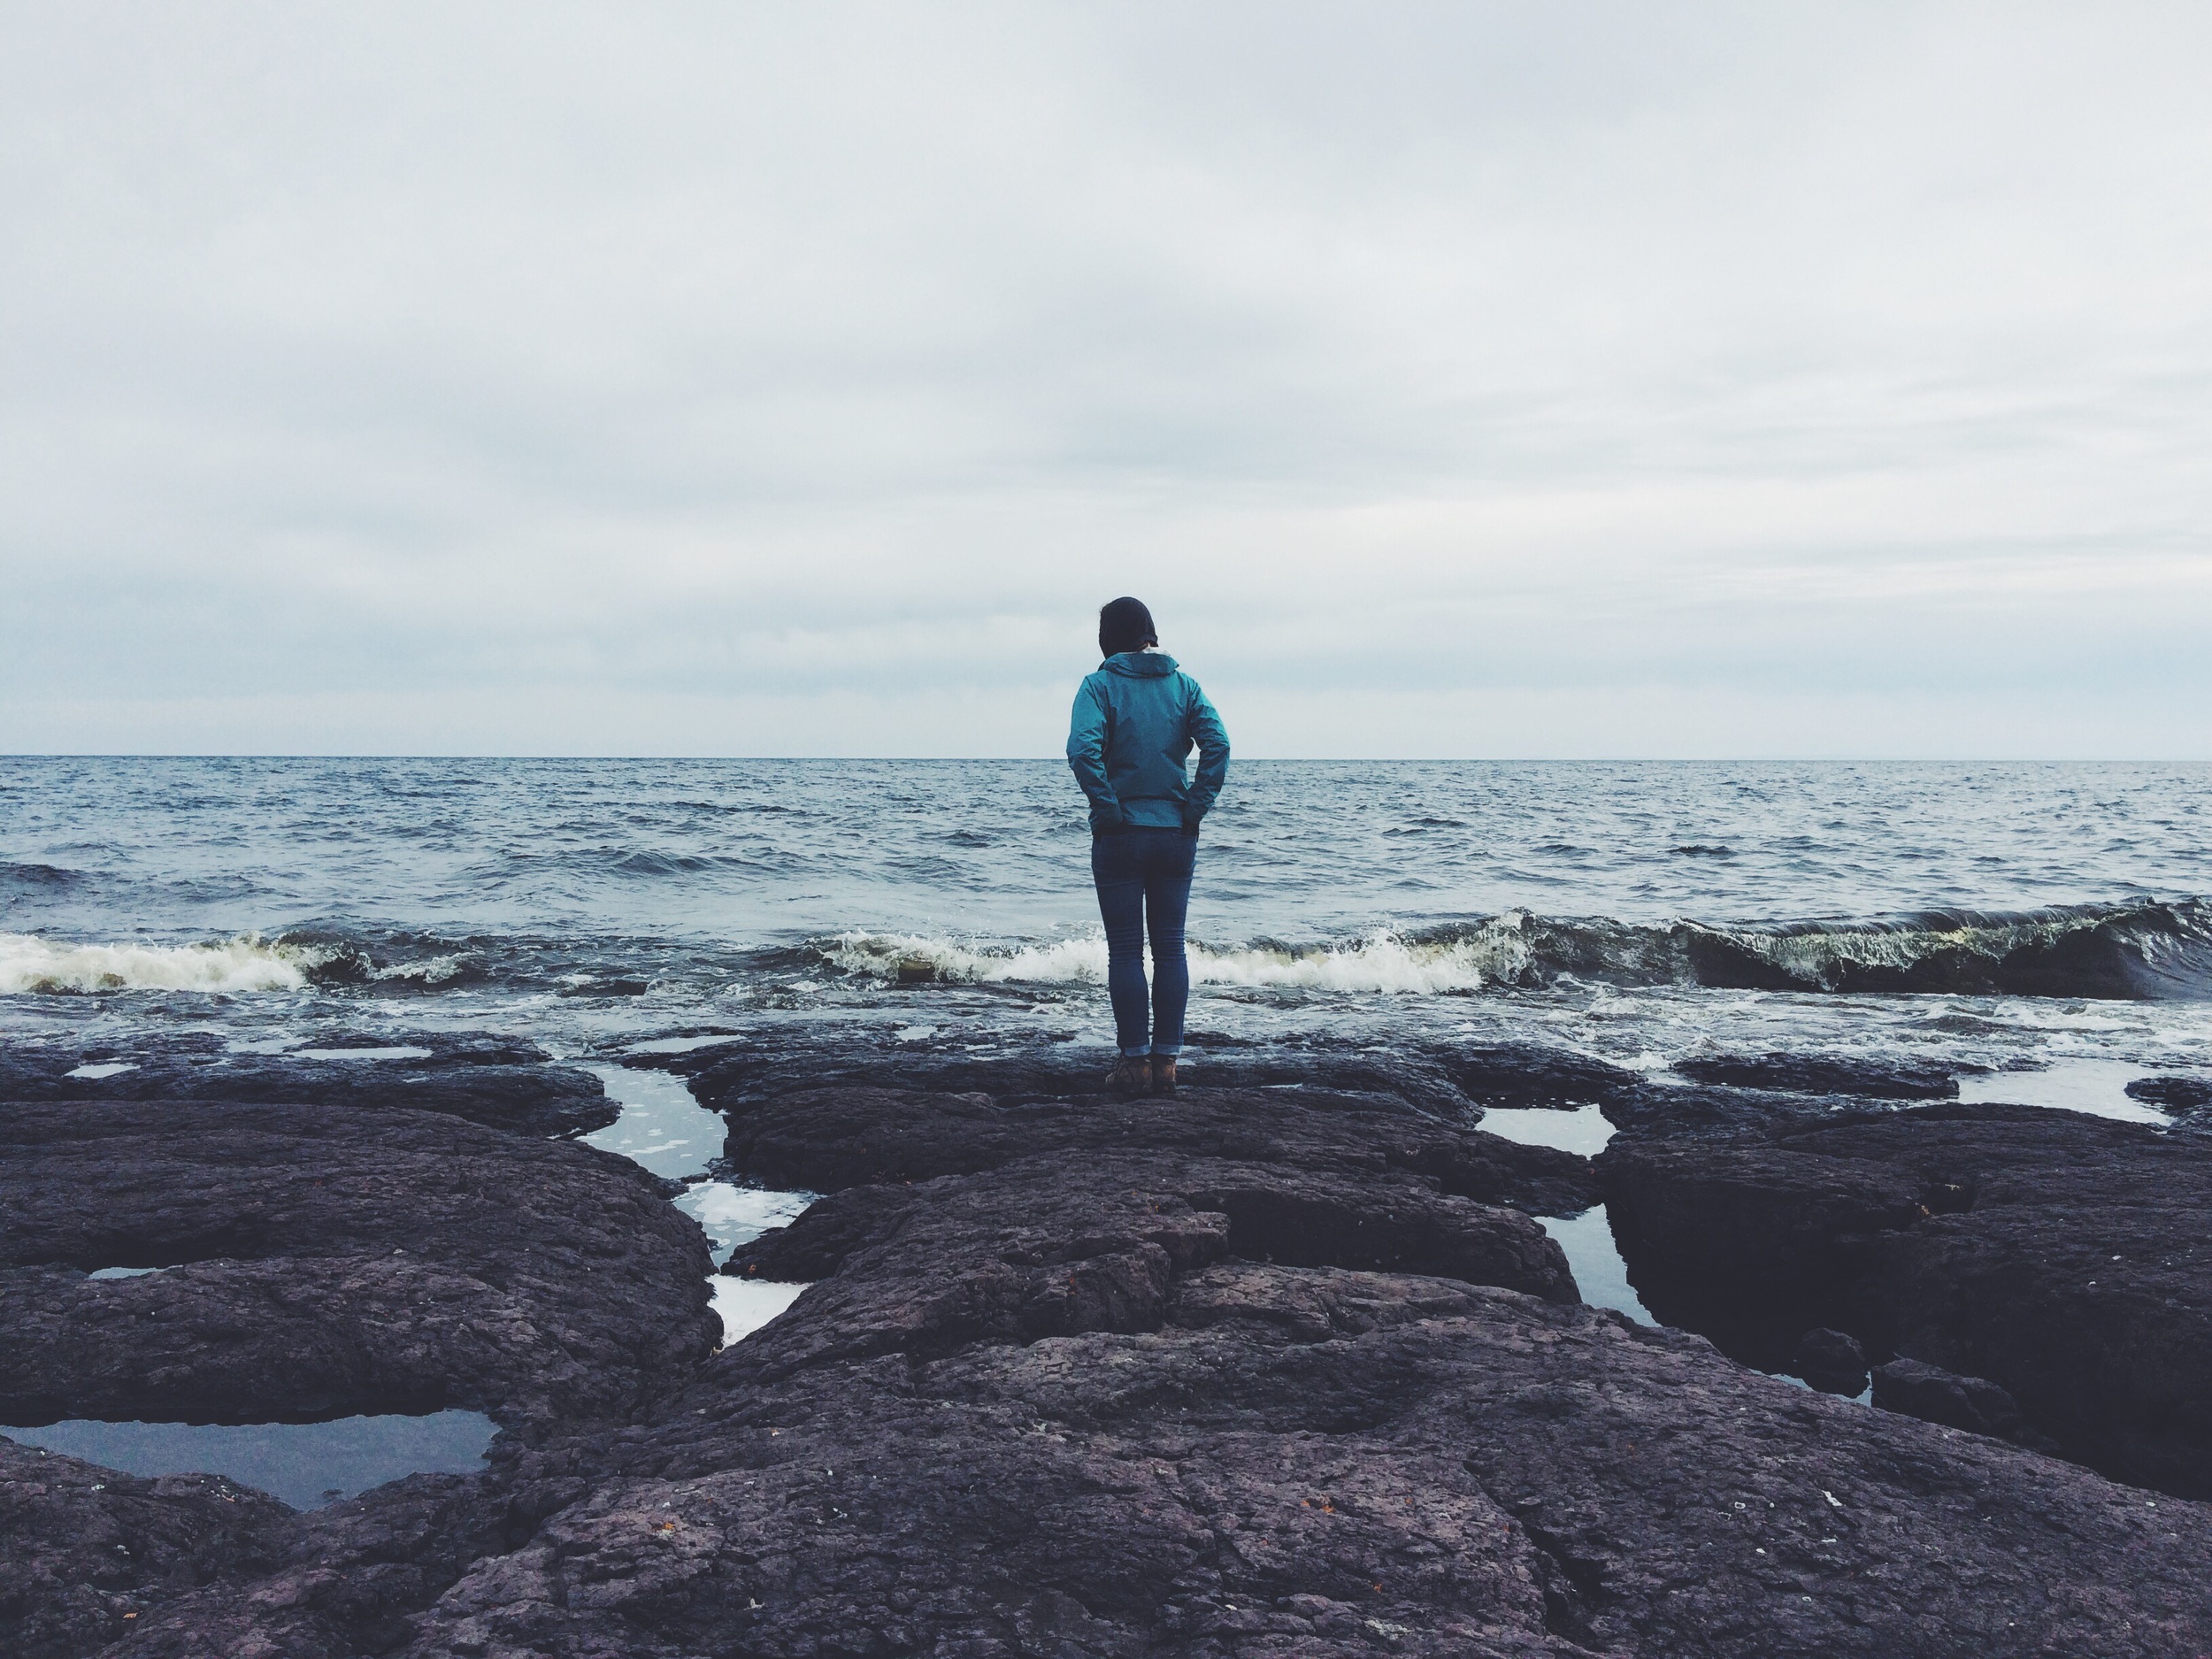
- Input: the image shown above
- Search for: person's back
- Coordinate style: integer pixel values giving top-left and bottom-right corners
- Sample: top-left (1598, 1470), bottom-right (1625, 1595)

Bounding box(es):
top-left (1066, 597), bottom-right (1230, 1095)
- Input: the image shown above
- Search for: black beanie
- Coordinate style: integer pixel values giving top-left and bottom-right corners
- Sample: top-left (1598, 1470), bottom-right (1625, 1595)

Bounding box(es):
top-left (1098, 596), bottom-right (1157, 657)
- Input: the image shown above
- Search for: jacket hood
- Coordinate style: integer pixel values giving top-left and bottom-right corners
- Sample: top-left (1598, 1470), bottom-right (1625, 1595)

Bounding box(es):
top-left (1102, 650), bottom-right (1179, 678)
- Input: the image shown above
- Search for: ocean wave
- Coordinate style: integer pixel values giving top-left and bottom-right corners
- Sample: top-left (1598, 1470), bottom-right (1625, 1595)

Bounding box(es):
top-left (0, 929), bottom-right (484, 996)
top-left (0, 932), bottom-right (326, 995)
top-left (271, 931), bottom-right (483, 989)
top-left (1, 861), bottom-right (86, 887)
top-left (811, 898), bottom-right (2212, 1001)
top-left (814, 927), bottom-right (1527, 995)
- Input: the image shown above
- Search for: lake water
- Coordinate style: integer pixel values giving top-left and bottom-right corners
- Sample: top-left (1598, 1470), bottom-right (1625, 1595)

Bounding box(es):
top-left (4, 758), bottom-right (2207, 1097)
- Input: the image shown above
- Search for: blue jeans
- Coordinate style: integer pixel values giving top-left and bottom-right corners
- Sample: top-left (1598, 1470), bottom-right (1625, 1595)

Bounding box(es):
top-left (1091, 826), bottom-right (1196, 1056)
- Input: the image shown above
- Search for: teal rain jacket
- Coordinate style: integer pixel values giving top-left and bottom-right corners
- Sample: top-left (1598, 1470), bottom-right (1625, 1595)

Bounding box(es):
top-left (1066, 651), bottom-right (1231, 835)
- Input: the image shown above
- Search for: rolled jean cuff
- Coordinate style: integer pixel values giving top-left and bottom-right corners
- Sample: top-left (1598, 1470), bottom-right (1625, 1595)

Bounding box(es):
top-left (1150, 1042), bottom-right (1182, 1057)
top-left (1120, 1044), bottom-right (1153, 1057)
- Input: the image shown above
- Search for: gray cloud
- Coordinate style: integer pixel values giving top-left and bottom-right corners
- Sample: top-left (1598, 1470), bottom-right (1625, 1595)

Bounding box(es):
top-left (3, 1), bottom-right (2208, 756)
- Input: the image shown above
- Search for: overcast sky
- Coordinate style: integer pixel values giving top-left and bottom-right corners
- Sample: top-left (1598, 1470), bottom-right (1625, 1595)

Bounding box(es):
top-left (4, 2), bottom-right (2209, 757)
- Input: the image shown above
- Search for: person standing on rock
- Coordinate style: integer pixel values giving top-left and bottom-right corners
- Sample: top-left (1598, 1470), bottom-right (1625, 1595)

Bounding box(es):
top-left (1067, 596), bottom-right (1231, 1098)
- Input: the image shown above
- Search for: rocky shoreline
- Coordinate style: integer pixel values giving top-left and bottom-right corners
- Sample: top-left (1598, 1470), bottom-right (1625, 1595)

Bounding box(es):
top-left (4, 1037), bottom-right (2211, 1656)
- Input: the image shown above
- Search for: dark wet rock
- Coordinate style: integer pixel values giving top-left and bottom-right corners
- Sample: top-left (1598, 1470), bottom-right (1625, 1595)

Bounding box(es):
top-left (1596, 1133), bottom-right (1923, 1354)
top-left (1598, 1079), bottom-right (1868, 1141)
top-left (672, 1027), bottom-right (1655, 1124)
top-left (0, 1099), bottom-right (718, 1428)
top-left (1443, 1044), bottom-right (1645, 1108)
top-left (404, 1264), bottom-right (2212, 1659)
top-left (36, 1066), bottom-right (2212, 1659)
top-left (674, 1029), bottom-right (1489, 1118)
top-left (2127, 1074), bottom-right (2212, 1112)
top-left (1873, 1358), bottom-right (2056, 1451)
top-left (1599, 1102), bottom-right (2212, 1496)
top-left (714, 1083), bottom-right (1597, 1216)
top-left (0, 1041), bottom-right (614, 1137)
top-left (1792, 1327), bottom-right (1869, 1395)
top-left (0, 1438), bottom-right (292, 1659)
top-left (93, 1470), bottom-right (515, 1659)
top-left (1674, 1052), bottom-right (1957, 1100)
top-left (724, 1148), bottom-right (1578, 1381)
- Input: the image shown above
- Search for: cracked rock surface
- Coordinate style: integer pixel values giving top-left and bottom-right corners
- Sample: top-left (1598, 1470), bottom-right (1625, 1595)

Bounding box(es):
top-left (400, 1083), bottom-right (2212, 1658)
top-left (414, 1261), bottom-right (2212, 1658)
top-left (0, 1035), bottom-right (616, 1137)
top-left (10, 1067), bottom-right (2212, 1658)
top-left (713, 1083), bottom-right (1598, 1217)
top-left (0, 1097), bottom-right (718, 1427)
top-left (1600, 1102), bottom-right (2212, 1494)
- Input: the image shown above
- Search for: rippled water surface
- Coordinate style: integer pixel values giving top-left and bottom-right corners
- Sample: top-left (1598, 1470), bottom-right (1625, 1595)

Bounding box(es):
top-left (0, 1410), bottom-right (496, 1509)
top-left (4, 758), bottom-right (2210, 1087)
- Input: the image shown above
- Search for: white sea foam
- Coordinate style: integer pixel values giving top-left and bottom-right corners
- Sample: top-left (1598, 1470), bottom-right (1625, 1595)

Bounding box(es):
top-left (710, 1277), bottom-right (808, 1346)
top-left (370, 955), bottom-right (471, 985)
top-left (0, 932), bottom-right (323, 995)
top-left (817, 922), bottom-right (1536, 996)
top-left (678, 1184), bottom-right (815, 1261)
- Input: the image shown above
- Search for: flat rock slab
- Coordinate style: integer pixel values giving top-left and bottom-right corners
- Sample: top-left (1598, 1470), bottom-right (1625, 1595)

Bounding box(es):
top-left (1673, 1054), bottom-right (1958, 1100)
top-left (2126, 1074), bottom-right (2212, 1124)
top-left (716, 1083), bottom-right (1596, 1216)
top-left (1600, 1103), bottom-right (2212, 1494)
top-left (0, 1098), bottom-right (718, 1426)
top-left (725, 1148), bottom-right (1578, 1380)
top-left (18, 1068), bottom-right (2212, 1658)
top-left (0, 1440), bottom-right (293, 1659)
top-left (410, 1267), bottom-right (2212, 1658)
top-left (672, 1032), bottom-right (1642, 1122)
top-left (0, 1041), bottom-right (614, 1137)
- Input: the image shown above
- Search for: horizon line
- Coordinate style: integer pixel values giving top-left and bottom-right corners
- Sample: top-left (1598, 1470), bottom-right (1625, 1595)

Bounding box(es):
top-left (4, 754), bottom-right (2208, 766)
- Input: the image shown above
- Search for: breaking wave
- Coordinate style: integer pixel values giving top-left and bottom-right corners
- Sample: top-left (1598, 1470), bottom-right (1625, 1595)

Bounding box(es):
top-left (0, 930), bottom-right (480, 995)
top-left (814, 929), bottom-right (1507, 995)
top-left (813, 898), bottom-right (2212, 1001)
top-left (0, 932), bottom-right (323, 995)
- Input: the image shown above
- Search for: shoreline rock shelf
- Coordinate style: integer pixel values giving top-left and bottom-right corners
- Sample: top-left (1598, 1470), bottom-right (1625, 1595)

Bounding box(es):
top-left (1598, 1102), bottom-right (2212, 1496)
top-left (4, 1048), bottom-right (2211, 1656)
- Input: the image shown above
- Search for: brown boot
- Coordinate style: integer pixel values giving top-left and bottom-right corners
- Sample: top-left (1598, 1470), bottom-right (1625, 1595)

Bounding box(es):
top-left (1103, 1055), bottom-right (1152, 1096)
top-left (1150, 1054), bottom-right (1178, 1096)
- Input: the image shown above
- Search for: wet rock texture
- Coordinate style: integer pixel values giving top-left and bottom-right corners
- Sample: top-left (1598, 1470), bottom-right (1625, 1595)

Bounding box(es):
top-left (2126, 1074), bottom-right (2212, 1125)
top-left (1600, 1102), bottom-right (2212, 1495)
top-left (0, 1034), bottom-right (615, 1137)
top-left (0, 1439), bottom-right (292, 1659)
top-left (0, 1098), bottom-right (718, 1427)
top-left (672, 1033), bottom-right (1643, 1125)
top-left (12, 1051), bottom-right (2212, 1658)
top-left (89, 1469), bottom-right (515, 1659)
top-left (713, 1083), bottom-right (1599, 1216)
top-left (407, 1161), bottom-right (2212, 1657)
top-left (726, 1149), bottom-right (1579, 1381)
top-left (1672, 1053), bottom-right (1958, 1100)
top-left (1872, 1359), bottom-right (2054, 1451)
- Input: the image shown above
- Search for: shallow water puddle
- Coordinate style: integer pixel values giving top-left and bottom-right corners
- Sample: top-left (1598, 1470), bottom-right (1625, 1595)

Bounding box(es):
top-left (66, 1061), bottom-right (138, 1079)
top-left (1475, 1102), bottom-right (1615, 1156)
top-left (0, 1410), bottom-right (496, 1509)
top-left (580, 1064), bottom-right (731, 1179)
top-left (677, 1183), bottom-right (815, 1266)
top-left (711, 1278), bottom-right (810, 1341)
top-left (1774, 1371), bottom-right (1875, 1405)
top-left (583, 1064), bottom-right (814, 1344)
top-left (1537, 1208), bottom-right (1654, 1325)
top-left (1956, 1058), bottom-right (2174, 1125)
top-left (623, 1033), bottom-right (746, 1056)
